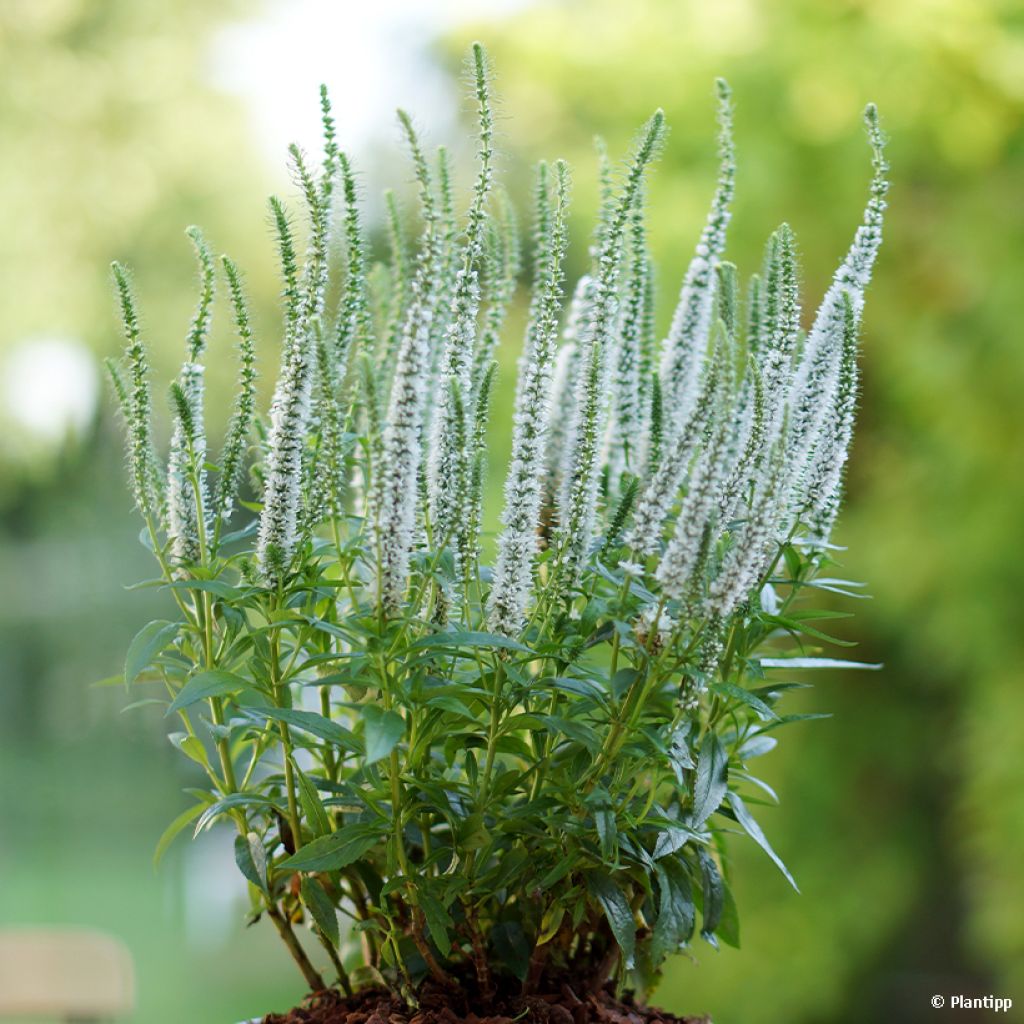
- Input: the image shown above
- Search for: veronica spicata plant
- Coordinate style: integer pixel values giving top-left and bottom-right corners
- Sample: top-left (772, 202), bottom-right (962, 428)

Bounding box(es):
top-left (107, 45), bottom-right (888, 1003)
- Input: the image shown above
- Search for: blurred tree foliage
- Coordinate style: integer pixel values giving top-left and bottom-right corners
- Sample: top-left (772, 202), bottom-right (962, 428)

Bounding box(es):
top-left (450, 2), bottom-right (1024, 1020)
top-left (0, 0), bottom-right (279, 489)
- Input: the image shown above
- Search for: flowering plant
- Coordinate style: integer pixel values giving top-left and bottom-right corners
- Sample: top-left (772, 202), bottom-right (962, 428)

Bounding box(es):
top-left (108, 45), bottom-right (887, 1003)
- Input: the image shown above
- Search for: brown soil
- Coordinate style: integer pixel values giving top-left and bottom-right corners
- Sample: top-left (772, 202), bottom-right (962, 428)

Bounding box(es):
top-left (260, 981), bottom-right (709, 1024)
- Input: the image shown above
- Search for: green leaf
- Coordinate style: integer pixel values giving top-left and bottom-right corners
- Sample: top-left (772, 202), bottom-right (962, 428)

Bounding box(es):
top-left (690, 733), bottom-right (728, 827)
top-left (653, 826), bottom-right (698, 860)
top-left (167, 669), bottom-right (252, 714)
top-left (762, 614), bottom-right (857, 646)
top-left (301, 876), bottom-right (340, 946)
top-left (729, 791), bottom-right (799, 891)
top-left (168, 732), bottom-right (210, 769)
top-left (696, 848), bottom-right (723, 945)
top-left (240, 706), bottom-right (360, 752)
top-left (587, 871), bottom-right (636, 969)
top-left (281, 824), bottom-right (384, 871)
top-left (153, 802), bottom-right (206, 868)
top-left (234, 832), bottom-right (268, 893)
top-left (194, 792), bottom-right (278, 834)
top-left (362, 706), bottom-right (405, 765)
top-left (294, 764), bottom-right (332, 838)
top-left (544, 676), bottom-right (609, 705)
top-left (717, 878), bottom-right (741, 949)
top-left (425, 695), bottom-right (478, 720)
top-left (652, 859), bottom-right (695, 960)
top-left (593, 803), bottom-right (618, 861)
top-left (759, 656), bottom-right (882, 670)
top-left (125, 620), bottom-right (179, 685)
top-left (611, 667), bottom-right (639, 700)
top-left (92, 674), bottom-right (126, 689)
top-left (418, 892), bottom-right (453, 954)
top-left (539, 715), bottom-right (601, 752)
top-left (710, 682), bottom-right (779, 722)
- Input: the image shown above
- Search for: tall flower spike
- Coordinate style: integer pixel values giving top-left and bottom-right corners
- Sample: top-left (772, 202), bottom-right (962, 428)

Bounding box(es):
top-left (656, 322), bottom-right (737, 600)
top-left (759, 224), bottom-right (800, 430)
top-left (541, 333), bottom-right (581, 536)
top-left (464, 359), bottom-right (498, 575)
top-left (556, 110), bottom-right (666, 587)
top-left (257, 146), bottom-right (332, 585)
top-left (718, 354), bottom-right (765, 523)
top-left (659, 78), bottom-right (735, 435)
top-left (111, 262), bottom-right (163, 523)
top-left (269, 196), bottom-right (301, 335)
top-left (334, 151), bottom-right (372, 383)
top-left (608, 190), bottom-right (650, 484)
top-left (381, 189), bottom-right (409, 367)
top-left (425, 144), bottom-right (458, 412)
top-left (746, 272), bottom-right (763, 356)
top-left (788, 105), bottom-right (887, 483)
top-left (629, 327), bottom-right (726, 555)
top-left (373, 111), bottom-right (442, 612)
top-left (167, 227), bottom-right (215, 570)
top-left (214, 256), bottom-right (257, 529)
top-left (308, 319), bottom-right (348, 524)
top-left (473, 192), bottom-right (521, 393)
top-left (707, 435), bottom-right (786, 619)
top-left (803, 291), bottom-right (859, 541)
top-left (318, 84), bottom-right (339, 185)
top-left (489, 160), bottom-right (571, 636)
top-left (430, 43), bottom-right (495, 574)
top-left (553, 275), bottom-right (595, 516)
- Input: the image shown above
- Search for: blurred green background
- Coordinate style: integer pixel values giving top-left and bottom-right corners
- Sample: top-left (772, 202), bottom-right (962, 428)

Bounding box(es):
top-left (1, 1), bottom-right (1021, 1022)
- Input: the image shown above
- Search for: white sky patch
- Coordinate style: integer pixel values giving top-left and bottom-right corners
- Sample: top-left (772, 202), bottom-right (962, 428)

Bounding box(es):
top-left (209, 0), bottom-right (533, 171)
top-left (1, 336), bottom-right (100, 445)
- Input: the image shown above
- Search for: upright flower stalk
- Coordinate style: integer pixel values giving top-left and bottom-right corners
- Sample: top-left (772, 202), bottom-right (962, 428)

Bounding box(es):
top-left (555, 110), bottom-right (666, 588)
top-left (167, 226), bottom-right (215, 571)
top-left (430, 44), bottom-right (495, 582)
top-left (213, 255), bottom-right (257, 534)
top-left (786, 105), bottom-right (888, 522)
top-left (659, 79), bottom-right (735, 437)
top-left (488, 161), bottom-right (571, 636)
top-left (110, 263), bottom-right (163, 528)
top-left (257, 147), bottom-right (332, 585)
top-left (373, 112), bottom-right (443, 613)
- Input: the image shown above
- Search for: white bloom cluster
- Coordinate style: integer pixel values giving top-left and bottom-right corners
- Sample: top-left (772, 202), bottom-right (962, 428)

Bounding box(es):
top-left (557, 111), bottom-right (666, 587)
top-left (167, 361), bottom-right (207, 569)
top-left (489, 162), bottom-right (571, 636)
top-left (112, 76), bottom-right (887, 658)
top-left (656, 332), bottom-right (736, 600)
top-left (373, 114), bottom-right (443, 612)
top-left (430, 45), bottom-right (494, 576)
top-left (607, 199), bottom-right (652, 484)
top-left (628, 332), bottom-right (725, 555)
top-left (257, 148), bottom-right (331, 585)
top-left (659, 80), bottom-right (735, 437)
top-left (785, 107), bottom-right (887, 529)
top-left (707, 439), bottom-right (786, 617)
top-left (167, 228), bottom-right (215, 571)
top-left (545, 276), bottom-right (591, 517)
top-left (214, 256), bottom-right (257, 527)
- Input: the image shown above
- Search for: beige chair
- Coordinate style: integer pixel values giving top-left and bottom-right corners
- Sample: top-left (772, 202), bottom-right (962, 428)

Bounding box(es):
top-left (0, 929), bottom-right (134, 1022)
